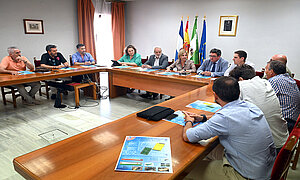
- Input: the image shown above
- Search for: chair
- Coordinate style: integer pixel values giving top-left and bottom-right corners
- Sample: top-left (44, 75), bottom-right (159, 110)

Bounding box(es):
top-left (1, 86), bottom-right (23, 108)
top-left (256, 71), bottom-right (264, 78)
top-left (141, 56), bottom-right (148, 64)
top-left (69, 55), bottom-right (73, 66)
top-left (291, 114), bottom-right (300, 170)
top-left (66, 82), bottom-right (97, 107)
top-left (271, 135), bottom-right (298, 180)
top-left (34, 58), bottom-right (50, 99)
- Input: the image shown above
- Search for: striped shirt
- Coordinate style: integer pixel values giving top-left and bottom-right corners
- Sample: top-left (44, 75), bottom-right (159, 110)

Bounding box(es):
top-left (269, 73), bottom-right (300, 121)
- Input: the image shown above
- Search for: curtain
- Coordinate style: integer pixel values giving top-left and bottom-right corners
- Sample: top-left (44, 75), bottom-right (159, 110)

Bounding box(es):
top-left (77, 0), bottom-right (96, 61)
top-left (111, 2), bottom-right (125, 60)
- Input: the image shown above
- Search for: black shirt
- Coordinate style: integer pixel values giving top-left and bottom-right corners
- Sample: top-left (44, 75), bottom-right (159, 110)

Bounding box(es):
top-left (40, 52), bottom-right (67, 66)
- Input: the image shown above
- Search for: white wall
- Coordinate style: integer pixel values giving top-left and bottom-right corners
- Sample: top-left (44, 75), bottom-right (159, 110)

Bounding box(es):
top-left (125, 0), bottom-right (300, 78)
top-left (0, 0), bottom-right (78, 63)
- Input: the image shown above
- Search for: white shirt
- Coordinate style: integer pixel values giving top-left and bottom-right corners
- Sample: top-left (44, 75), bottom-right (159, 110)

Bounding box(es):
top-left (154, 56), bottom-right (160, 67)
top-left (239, 76), bottom-right (289, 148)
top-left (224, 61), bottom-right (255, 76)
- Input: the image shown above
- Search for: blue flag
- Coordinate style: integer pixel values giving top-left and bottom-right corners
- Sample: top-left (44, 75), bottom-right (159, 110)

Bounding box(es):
top-left (199, 19), bottom-right (206, 65)
top-left (175, 18), bottom-right (184, 61)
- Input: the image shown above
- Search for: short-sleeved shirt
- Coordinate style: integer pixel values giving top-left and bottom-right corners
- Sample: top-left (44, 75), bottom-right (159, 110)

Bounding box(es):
top-left (0, 56), bottom-right (27, 71)
top-left (186, 99), bottom-right (276, 179)
top-left (118, 53), bottom-right (142, 66)
top-left (72, 52), bottom-right (95, 64)
top-left (40, 52), bottom-right (67, 66)
top-left (268, 73), bottom-right (300, 121)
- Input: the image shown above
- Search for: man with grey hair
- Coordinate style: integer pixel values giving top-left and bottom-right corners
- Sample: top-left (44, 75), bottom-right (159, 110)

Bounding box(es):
top-left (0, 47), bottom-right (41, 105)
top-left (141, 47), bottom-right (169, 99)
top-left (142, 47), bottom-right (169, 69)
top-left (265, 60), bottom-right (300, 132)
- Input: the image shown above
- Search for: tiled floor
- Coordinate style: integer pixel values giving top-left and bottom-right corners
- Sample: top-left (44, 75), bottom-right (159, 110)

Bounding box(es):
top-left (0, 72), bottom-right (299, 180)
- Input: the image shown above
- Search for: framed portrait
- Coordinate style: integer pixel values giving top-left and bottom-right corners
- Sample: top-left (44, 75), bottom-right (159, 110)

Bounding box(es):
top-left (219, 15), bottom-right (238, 36)
top-left (23, 19), bottom-right (44, 34)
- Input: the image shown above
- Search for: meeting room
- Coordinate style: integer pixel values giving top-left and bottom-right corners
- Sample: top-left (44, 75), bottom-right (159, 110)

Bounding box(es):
top-left (0, 0), bottom-right (300, 179)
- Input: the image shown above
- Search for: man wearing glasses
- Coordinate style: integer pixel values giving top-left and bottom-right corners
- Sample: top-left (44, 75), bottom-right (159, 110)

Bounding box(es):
top-left (197, 48), bottom-right (229, 77)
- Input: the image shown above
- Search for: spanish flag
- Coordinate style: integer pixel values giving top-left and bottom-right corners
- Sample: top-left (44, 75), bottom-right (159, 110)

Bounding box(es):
top-left (184, 17), bottom-right (190, 54)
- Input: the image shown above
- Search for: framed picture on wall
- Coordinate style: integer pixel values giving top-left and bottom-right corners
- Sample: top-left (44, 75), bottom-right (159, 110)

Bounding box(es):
top-left (23, 19), bottom-right (44, 34)
top-left (219, 15), bottom-right (238, 36)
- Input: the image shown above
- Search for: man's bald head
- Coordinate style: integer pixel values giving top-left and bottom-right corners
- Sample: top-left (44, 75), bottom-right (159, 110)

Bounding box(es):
top-left (271, 54), bottom-right (287, 65)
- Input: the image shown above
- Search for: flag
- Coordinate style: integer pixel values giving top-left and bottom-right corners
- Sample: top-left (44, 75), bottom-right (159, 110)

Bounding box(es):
top-left (199, 18), bottom-right (206, 65)
top-left (190, 16), bottom-right (199, 64)
top-left (175, 17), bottom-right (184, 61)
top-left (183, 17), bottom-right (190, 53)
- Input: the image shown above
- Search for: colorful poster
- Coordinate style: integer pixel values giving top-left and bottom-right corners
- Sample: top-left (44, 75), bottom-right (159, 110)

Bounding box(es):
top-left (60, 67), bottom-right (77, 70)
top-left (18, 71), bottom-right (35, 75)
top-left (163, 111), bottom-right (202, 127)
top-left (186, 100), bottom-right (221, 113)
top-left (113, 66), bottom-right (131, 69)
top-left (191, 75), bottom-right (211, 79)
top-left (115, 136), bottom-right (173, 173)
top-left (80, 65), bottom-right (97, 68)
top-left (131, 67), bottom-right (157, 72)
top-left (157, 72), bottom-right (179, 76)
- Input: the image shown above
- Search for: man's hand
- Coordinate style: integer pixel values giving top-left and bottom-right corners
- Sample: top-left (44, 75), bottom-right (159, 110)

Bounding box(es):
top-left (201, 71), bottom-right (211, 76)
top-left (165, 68), bottom-right (171, 72)
top-left (142, 64), bottom-right (151, 69)
top-left (58, 65), bottom-right (65, 68)
top-left (183, 111), bottom-right (195, 123)
top-left (183, 111), bottom-right (205, 122)
top-left (85, 61), bottom-right (91, 65)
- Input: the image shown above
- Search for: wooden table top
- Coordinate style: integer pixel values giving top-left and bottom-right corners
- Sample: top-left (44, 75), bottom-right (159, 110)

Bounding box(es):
top-left (0, 65), bottom-right (107, 86)
top-left (108, 67), bottom-right (212, 86)
top-left (13, 83), bottom-right (219, 180)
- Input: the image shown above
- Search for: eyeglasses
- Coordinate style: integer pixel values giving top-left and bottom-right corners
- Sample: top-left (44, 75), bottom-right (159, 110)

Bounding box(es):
top-left (209, 55), bottom-right (217, 58)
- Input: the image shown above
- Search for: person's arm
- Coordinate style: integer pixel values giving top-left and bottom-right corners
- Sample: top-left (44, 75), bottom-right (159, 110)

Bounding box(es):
top-left (166, 61), bottom-right (176, 71)
top-left (183, 112), bottom-right (195, 142)
top-left (133, 54), bottom-right (142, 66)
top-left (87, 53), bottom-right (95, 64)
top-left (0, 60), bottom-right (18, 75)
top-left (18, 56), bottom-right (34, 70)
top-left (197, 60), bottom-right (208, 74)
top-left (189, 61), bottom-right (196, 73)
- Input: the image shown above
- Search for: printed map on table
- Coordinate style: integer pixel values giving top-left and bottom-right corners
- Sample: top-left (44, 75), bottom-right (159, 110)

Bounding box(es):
top-left (115, 136), bottom-right (173, 173)
top-left (131, 67), bottom-right (157, 72)
top-left (18, 71), bottom-right (35, 75)
top-left (60, 67), bottom-right (77, 70)
top-left (80, 65), bottom-right (97, 68)
top-left (186, 100), bottom-right (221, 113)
top-left (113, 66), bottom-right (131, 69)
top-left (191, 75), bottom-right (211, 79)
top-left (157, 72), bottom-right (179, 76)
top-left (163, 111), bottom-right (202, 127)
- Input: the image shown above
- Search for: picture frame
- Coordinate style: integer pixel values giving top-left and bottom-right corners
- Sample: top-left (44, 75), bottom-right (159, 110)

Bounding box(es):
top-left (219, 15), bottom-right (238, 36)
top-left (23, 19), bottom-right (44, 34)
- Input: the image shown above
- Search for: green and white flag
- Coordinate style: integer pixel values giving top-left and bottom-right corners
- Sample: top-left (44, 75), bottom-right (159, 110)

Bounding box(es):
top-left (190, 16), bottom-right (199, 64)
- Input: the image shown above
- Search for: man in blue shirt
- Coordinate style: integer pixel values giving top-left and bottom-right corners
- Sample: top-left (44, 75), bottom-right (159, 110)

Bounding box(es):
top-left (265, 60), bottom-right (300, 132)
top-left (72, 44), bottom-right (95, 65)
top-left (197, 48), bottom-right (229, 77)
top-left (183, 77), bottom-right (276, 180)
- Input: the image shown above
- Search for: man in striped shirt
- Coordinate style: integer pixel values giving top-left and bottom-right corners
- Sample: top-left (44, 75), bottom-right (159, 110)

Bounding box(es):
top-left (265, 60), bottom-right (300, 132)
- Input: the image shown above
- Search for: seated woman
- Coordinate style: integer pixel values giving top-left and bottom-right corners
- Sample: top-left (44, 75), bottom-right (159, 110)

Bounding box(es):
top-left (118, 45), bottom-right (142, 66)
top-left (166, 49), bottom-right (196, 72)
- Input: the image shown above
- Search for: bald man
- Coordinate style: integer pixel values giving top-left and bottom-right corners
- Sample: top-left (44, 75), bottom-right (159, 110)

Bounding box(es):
top-left (270, 54), bottom-right (293, 77)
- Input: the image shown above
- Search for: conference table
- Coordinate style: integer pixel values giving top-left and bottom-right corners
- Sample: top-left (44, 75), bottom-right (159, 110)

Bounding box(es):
top-left (0, 65), bottom-right (107, 87)
top-left (108, 67), bottom-right (211, 98)
top-left (12, 67), bottom-right (219, 179)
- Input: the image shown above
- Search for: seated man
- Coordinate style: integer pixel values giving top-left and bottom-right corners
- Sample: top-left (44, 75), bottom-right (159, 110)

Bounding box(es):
top-left (0, 47), bottom-right (41, 105)
top-left (141, 47), bottom-right (169, 99)
top-left (142, 47), bottom-right (169, 69)
top-left (183, 76), bottom-right (276, 180)
top-left (229, 64), bottom-right (289, 153)
top-left (197, 48), bottom-right (228, 77)
top-left (265, 60), bottom-right (300, 132)
top-left (72, 43), bottom-right (95, 65)
top-left (41, 44), bottom-right (70, 108)
top-left (224, 50), bottom-right (254, 76)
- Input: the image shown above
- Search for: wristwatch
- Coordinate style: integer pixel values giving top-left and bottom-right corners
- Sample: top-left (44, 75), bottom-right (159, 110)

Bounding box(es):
top-left (185, 120), bottom-right (193, 126)
top-left (201, 114), bottom-right (207, 122)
